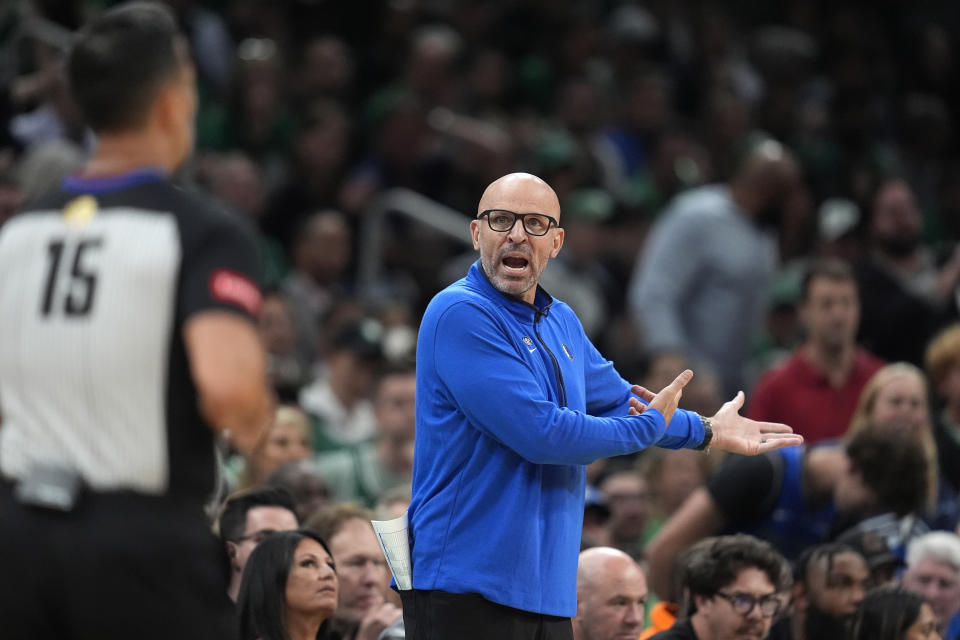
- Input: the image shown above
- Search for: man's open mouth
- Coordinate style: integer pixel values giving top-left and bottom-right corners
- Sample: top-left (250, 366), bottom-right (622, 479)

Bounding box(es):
top-left (502, 256), bottom-right (529, 270)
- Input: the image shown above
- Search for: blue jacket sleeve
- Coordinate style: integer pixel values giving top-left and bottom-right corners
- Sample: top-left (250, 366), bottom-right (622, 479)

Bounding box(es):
top-left (579, 325), bottom-right (705, 449)
top-left (431, 301), bottom-right (703, 464)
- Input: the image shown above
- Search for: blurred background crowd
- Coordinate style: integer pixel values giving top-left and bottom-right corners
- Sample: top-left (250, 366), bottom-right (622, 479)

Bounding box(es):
top-left (4, 0), bottom-right (960, 638)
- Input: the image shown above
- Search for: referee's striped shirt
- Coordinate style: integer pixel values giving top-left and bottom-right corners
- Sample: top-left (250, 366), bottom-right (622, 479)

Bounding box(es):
top-left (0, 169), bottom-right (262, 502)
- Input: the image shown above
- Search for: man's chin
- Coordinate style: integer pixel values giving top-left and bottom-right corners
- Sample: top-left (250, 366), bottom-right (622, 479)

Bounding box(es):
top-left (491, 274), bottom-right (534, 298)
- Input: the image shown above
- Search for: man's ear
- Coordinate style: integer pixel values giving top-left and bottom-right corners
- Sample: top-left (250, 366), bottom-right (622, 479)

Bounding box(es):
top-left (550, 227), bottom-right (564, 258)
top-left (152, 83), bottom-right (178, 134)
top-left (470, 219), bottom-right (481, 251)
top-left (692, 593), bottom-right (708, 612)
top-left (226, 541), bottom-right (240, 570)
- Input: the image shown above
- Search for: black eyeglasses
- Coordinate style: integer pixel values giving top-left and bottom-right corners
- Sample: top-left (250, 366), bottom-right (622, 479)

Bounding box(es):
top-left (714, 591), bottom-right (782, 618)
top-left (478, 209), bottom-right (559, 236)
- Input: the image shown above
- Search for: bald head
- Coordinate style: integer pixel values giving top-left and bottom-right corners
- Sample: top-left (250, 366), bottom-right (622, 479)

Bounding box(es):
top-left (734, 141), bottom-right (799, 191)
top-left (578, 547), bottom-right (643, 591)
top-left (471, 172), bottom-right (564, 304)
top-left (575, 547), bottom-right (648, 640)
top-left (477, 172), bottom-right (561, 220)
top-left (731, 140), bottom-right (803, 226)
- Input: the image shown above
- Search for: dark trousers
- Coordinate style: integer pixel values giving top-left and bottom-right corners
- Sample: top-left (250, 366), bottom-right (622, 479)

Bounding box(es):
top-left (0, 483), bottom-right (237, 640)
top-left (400, 589), bottom-right (574, 640)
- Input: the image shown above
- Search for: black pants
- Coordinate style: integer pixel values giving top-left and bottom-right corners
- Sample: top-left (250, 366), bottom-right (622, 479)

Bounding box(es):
top-left (0, 484), bottom-right (237, 640)
top-left (400, 589), bottom-right (574, 640)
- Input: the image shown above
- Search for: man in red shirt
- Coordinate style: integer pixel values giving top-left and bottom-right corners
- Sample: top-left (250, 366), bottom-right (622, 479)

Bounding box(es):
top-left (748, 258), bottom-right (884, 443)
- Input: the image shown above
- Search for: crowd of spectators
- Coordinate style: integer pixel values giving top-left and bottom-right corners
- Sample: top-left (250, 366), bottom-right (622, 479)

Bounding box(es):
top-left (4, 0), bottom-right (960, 638)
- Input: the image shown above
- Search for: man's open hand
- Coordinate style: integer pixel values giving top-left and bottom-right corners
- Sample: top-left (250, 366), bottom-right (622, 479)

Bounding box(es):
top-left (708, 391), bottom-right (803, 454)
top-left (629, 376), bottom-right (803, 455)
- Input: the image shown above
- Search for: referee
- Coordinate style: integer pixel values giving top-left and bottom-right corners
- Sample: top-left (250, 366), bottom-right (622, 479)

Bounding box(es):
top-left (0, 3), bottom-right (272, 638)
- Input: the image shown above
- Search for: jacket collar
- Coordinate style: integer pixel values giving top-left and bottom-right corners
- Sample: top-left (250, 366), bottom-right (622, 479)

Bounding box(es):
top-left (468, 260), bottom-right (554, 322)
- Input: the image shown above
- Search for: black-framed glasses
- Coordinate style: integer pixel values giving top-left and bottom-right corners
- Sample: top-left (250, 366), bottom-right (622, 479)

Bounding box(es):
top-left (714, 591), bottom-right (782, 618)
top-left (478, 209), bottom-right (559, 236)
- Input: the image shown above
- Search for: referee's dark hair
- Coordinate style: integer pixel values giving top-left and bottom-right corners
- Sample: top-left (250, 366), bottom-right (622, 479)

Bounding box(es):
top-left (66, 1), bottom-right (185, 133)
top-left (684, 534), bottom-right (792, 599)
top-left (218, 486), bottom-right (299, 543)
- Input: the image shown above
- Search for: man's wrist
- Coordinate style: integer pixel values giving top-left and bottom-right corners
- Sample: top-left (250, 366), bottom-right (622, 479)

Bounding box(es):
top-left (694, 413), bottom-right (713, 452)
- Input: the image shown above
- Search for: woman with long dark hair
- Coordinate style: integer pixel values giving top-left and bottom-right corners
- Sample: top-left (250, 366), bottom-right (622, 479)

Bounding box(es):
top-left (852, 586), bottom-right (941, 640)
top-left (238, 529), bottom-right (338, 640)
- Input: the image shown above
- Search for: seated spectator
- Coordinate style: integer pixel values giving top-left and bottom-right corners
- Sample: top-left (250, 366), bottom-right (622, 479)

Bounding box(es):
top-left (638, 447), bottom-right (710, 546)
top-left (300, 318), bottom-right (384, 451)
top-left (645, 428), bottom-right (928, 599)
top-left (925, 324), bottom-right (960, 493)
top-left (199, 151), bottom-right (288, 289)
top-left (238, 529), bottom-right (338, 640)
top-left (266, 460), bottom-right (332, 523)
top-left (597, 469), bottom-right (649, 560)
top-left (258, 290), bottom-right (311, 400)
top-left (217, 486), bottom-right (300, 601)
top-left (648, 534), bottom-right (791, 640)
top-left (262, 99), bottom-right (352, 248)
top-left (774, 543), bottom-right (870, 640)
top-left (902, 532), bottom-right (960, 639)
top-left (581, 485), bottom-right (613, 549)
top-left (229, 405), bottom-right (313, 491)
top-left (846, 362), bottom-right (959, 530)
top-left (573, 547), bottom-right (648, 640)
top-left (640, 540), bottom-right (715, 640)
top-left (836, 528), bottom-right (904, 588)
top-left (855, 177), bottom-right (959, 366)
top-left (316, 365), bottom-right (416, 506)
top-left (852, 586), bottom-right (940, 640)
top-left (308, 504), bottom-right (402, 640)
top-left (374, 484), bottom-right (412, 522)
top-left (747, 258), bottom-right (884, 444)
top-left (282, 210), bottom-right (354, 364)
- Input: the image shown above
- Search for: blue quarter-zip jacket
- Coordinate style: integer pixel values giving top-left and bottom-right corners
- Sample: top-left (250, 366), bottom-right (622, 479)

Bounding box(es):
top-left (407, 262), bottom-right (706, 617)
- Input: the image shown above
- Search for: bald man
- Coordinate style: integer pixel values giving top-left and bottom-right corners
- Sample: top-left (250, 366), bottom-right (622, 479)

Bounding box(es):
top-left (574, 548), bottom-right (648, 640)
top-left (403, 173), bottom-right (801, 640)
top-left (629, 140), bottom-right (805, 396)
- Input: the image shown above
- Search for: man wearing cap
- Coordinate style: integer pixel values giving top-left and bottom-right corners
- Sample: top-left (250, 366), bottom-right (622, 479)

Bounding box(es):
top-left (748, 258), bottom-right (884, 444)
top-left (404, 172), bottom-right (802, 639)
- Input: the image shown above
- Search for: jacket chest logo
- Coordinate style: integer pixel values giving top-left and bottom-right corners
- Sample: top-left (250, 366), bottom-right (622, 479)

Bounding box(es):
top-left (561, 343), bottom-right (574, 361)
top-left (522, 336), bottom-right (537, 353)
